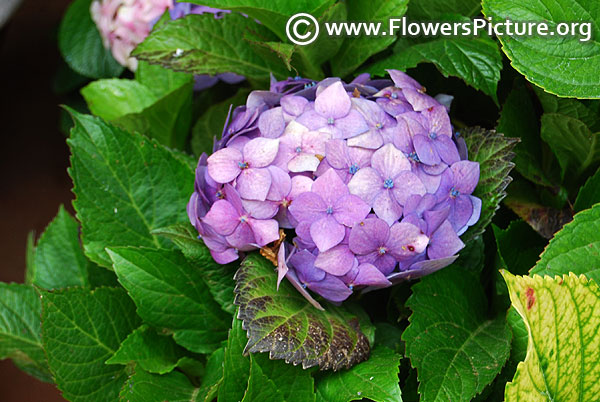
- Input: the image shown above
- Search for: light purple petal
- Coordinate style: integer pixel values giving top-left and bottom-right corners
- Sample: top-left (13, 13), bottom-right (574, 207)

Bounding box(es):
top-left (423, 206), bottom-right (450, 236)
top-left (424, 105), bottom-right (452, 136)
top-left (349, 218), bottom-right (389, 255)
top-left (413, 134), bottom-right (441, 166)
top-left (386, 255), bottom-right (458, 284)
top-left (202, 200), bottom-right (239, 236)
top-left (226, 223), bottom-right (256, 251)
top-left (451, 161), bottom-right (480, 195)
top-left (404, 88), bottom-right (439, 111)
top-left (290, 250), bottom-right (325, 282)
top-left (334, 110), bottom-right (370, 139)
top-left (314, 244), bottom-right (355, 276)
top-left (211, 248), bottom-right (239, 264)
top-left (236, 167), bottom-right (272, 201)
top-left (346, 129), bottom-right (384, 149)
top-left (307, 274), bottom-right (352, 302)
top-left (387, 222), bottom-right (429, 259)
top-left (347, 167), bottom-right (382, 205)
top-left (387, 69), bottom-right (423, 91)
top-left (434, 135), bottom-right (460, 165)
top-left (241, 199), bottom-right (279, 219)
top-left (428, 220), bottom-right (464, 259)
top-left (207, 147), bottom-right (243, 183)
top-left (288, 191), bottom-right (326, 223)
top-left (325, 139), bottom-right (351, 169)
top-left (295, 109), bottom-right (328, 131)
top-left (311, 168), bottom-right (349, 206)
top-left (333, 194), bottom-right (371, 227)
top-left (285, 269), bottom-right (325, 310)
top-left (243, 137), bottom-right (280, 167)
top-left (352, 263), bottom-right (392, 287)
top-left (281, 95), bottom-right (309, 116)
top-left (276, 242), bottom-right (289, 289)
top-left (266, 166), bottom-right (292, 201)
top-left (310, 216), bottom-right (345, 252)
top-left (371, 143), bottom-right (411, 178)
top-left (248, 218), bottom-right (279, 247)
top-left (288, 154), bottom-right (321, 172)
top-left (391, 171), bottom-right (426, 205)
top-left (258, 107), bottom-right (285, 138)
top-left (315, 81), bottom-right (351, 119)
top-left (450, 195), bottom-right (473, 234)
top-left (373, 191), bottom-right (403, 226)
top-left (289, 175), bottom-right (313, 199)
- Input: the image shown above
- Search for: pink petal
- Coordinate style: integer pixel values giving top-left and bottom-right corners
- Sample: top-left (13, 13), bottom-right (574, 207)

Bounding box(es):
top-left (211, 248), bottom-right (239, 264)
top-left (248, 218), bottom-right (280, 247)
top-left (451, 161), bottom-right (480, 195)
top-left (202, 200), bottom-right (239, 236)
top-left (404, 88), bottom-right (439, 111)
top-left (315, 81), bottom-right (351, 119)
top-left (387, 222), bottom-right (429, 259)
top-left (288, 192), bottom-right (326, 223)
top-left (310, 216), bottom-right (345, 252)
top-left (346, 129), bottom-right (384, 149)
top-left (314, 244), bottom-right (355, 276)
top-left (236, 168), bottom-right (272, 201)
top-left (434, 135), bottom-right (460, 165)
top-left (348, 218), bottom-right (389, 255)
top-left (373, 191), bottom-right (403, 226)
top-left (276, 242), bottom-right (289, 289)
top-left (392, 171), bottom-right (426, 205)
top-left (371, 143), bottom-right (411, 179)
top-left (266, 166), bottom-right (292, 201)
top-left (289, 175), bottom-right (313, 200)
top-left (226, 223), bottom-right (256, 251)
top-left (241, 199), bottom-right (279, 219)
top-left (311, 168), bottom-right (349, 206)
top-left (424, 105), bottom-right (452, 136)
top-left (243, 137), bottom-right (280, 168)
top-left (333, 194), bottom-right (371, 227)
top-left (335, 110), bottom-right (370, 139)
top-left (288, 154), bottom-right (321, 172)
top-left (281, 95), bottom-right (309, 116)
top-left (347, 167), bottom-right (382, 205)
top-left (207, 147), bottom-right (242, 183)
top-left (258, 107), bottom-right (285, 138)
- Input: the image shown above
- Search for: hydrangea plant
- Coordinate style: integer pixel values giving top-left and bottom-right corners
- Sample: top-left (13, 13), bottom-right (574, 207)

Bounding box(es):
top-left (3, 0), bottom-right (600, 401)
top-left (188, 70), bottom-right (481, 308)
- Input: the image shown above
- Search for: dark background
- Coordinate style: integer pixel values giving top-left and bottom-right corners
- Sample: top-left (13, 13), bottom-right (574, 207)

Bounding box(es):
top-left (1, 0), bottom-right (72, 400)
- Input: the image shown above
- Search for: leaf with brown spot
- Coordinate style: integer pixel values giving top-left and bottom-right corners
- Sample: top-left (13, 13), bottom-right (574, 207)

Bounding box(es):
top-left (234, 253), bottom-right (373, 371)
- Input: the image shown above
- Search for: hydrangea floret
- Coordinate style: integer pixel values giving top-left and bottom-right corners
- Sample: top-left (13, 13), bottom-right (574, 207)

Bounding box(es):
top-left (188, 70), bottom-right (481, 308)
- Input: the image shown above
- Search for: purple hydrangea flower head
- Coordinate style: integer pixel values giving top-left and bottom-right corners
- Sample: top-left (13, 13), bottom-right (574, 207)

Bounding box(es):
top-left (187, 70), bottom-right (482, 305)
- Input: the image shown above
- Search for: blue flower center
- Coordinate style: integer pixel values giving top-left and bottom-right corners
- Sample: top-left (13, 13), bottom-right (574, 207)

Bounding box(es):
top-left (295, 146), bottom-right (302, 153)
top-left (304, 82), bottom-right (316, 89)
top-left (429, 132), bottom-right (437, 139)
top-left (408, 152), bottom-right (420, 163)
top-left (238, 161), bottom-right (249, 169)
top-left (348, 164), bottom-right (360, 174)
top-left (348, 284), bottom-right (354, 290)
top-left (215, 190), bottom-right (224, 199)
top-left (301, 283), bottom-right (307, 289)
top-left (327, 117), bottom-right (335, 125)
top-left (326, 206), bottom-right (334, 215)
top-left (378, 247), bottom-right (387, 255)
top-left (383, 178), bottom-right (394, 189)
top-left (455, 131), bottom-right (461, 137)
top-left (375, 122), bottom-right (383, 129)
top-left (391, 93), bottom-right (398, 99)
top-left (450, 187), bottom-right (460, 198)
top-left (294, 76), bottom-right (302, 81)
top-left (240, 215), bottom-right (248, 223)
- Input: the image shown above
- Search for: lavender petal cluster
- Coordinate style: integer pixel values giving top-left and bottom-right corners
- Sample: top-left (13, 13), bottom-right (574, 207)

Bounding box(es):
top-left (188, 70), bottom-right (481, 307)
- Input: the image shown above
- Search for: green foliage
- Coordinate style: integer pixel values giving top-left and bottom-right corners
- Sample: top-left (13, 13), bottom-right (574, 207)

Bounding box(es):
top-left (119, 369), bottom-right (202, 402)
top-left (493, 220), bottom-right (546, 275)
top-left (461, 127), bottom-right (519, 240)
top-left (502, 272), bottom-right (600, 401)
top-left (403, 265), bottom-right (512, 401)
top-left (407, 0), bottom-right (481, 20)
top-left (41, 287), bottom-right (141, 402)
top-left (58, 0), bottom-right (124, 79)
top-left (132, 14), bottom-right (291, 83)
top-left (0, 283), bottom-right (51, 383)
top-left (574, 167), bottom-right (600, 212)
top-left (108, 247), bottom-right (230, 354)
top-left (315, 346), bottom-right (402, 402)
top-left (234, 253), bottom-right (372, 371)
top-left (483, 0), bottom-right (600, 98)
top-left (530, 204), bottom-right (600, 283)
top-left (67, 110), bottom-right (194, 268)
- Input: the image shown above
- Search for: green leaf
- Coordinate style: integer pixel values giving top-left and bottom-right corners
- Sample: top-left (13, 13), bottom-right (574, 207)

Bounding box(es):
top-left (407, 0), bottom-right (480, 20)
top-left (530, 204), bottom-right (600, 283)
top-left (119, 369), bottom-right (201, 402)
top-left (252, 353), bottom-right (316, 402)
top-left (114, 81), bottom-right (194, 149)
top-left (67, 111), bottom-right (194, 268)
top-left (482, 0), bottom-right (600, 98)
top-left (219, 317), bottom-right (250, 402)
top-left (373, 322), bottom-right (404, 354)
top-left (234, 253), bottom-right (371, 371)
top-left (501, 271), bottom-right (600, 401)
top-left (196, 346), bottom-right (225, 402)
top-left (461, 127), bottom-right (519, 240)
top-left (191, 89), bottom-right (251, 157)
top-left (135, 61), bottom-right (193, 98)
top-left (108, 247), bottom-right (229, 354)
top-left (315, 346), bottom-right (402, 402)
top-left (506, 307), bottom-right (528, 364)
top-left (574, 167), bottom-right (600, 212)
top-left (186, 0), bottom-right (335, 42)
top-left (403, 265), bottom-right (512, 402)
top-left (30, 205), bottom-right (89, 289)
top-left (243, 32), bottom-right (295, 72)
top-left (242, 356), bottom-right (284, 402)
top-left (541, 113), bottom-right (600, 180)
top-left (41, 287), bottom-right (141, 402)
top-left (81, 79), bottom-right (158, 121)
top-left (153, 223), bottom-right (237, 315)
top-left (58, 0), bottom-right (124, 78)
top-left (367, 35), bottom-right (502, 102)
top-left (497, 83), bottom-right (551, 187)
top-left (132, 14), bottom-right (289, 83)
top-left (492, 220), bottom-right (546, 275)
top-left (0, 283), bottom-right (52, 383)
top-left (534, 87), bottom-right (600, 131)
top-left (106, 325), bottom-right (188, 374)
top-left (331, 0), bottom-right (408, 78)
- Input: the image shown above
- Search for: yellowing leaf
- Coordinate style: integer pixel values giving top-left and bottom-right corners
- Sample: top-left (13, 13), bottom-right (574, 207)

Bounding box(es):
top-left (502, 271), bottom-right (600, 402)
